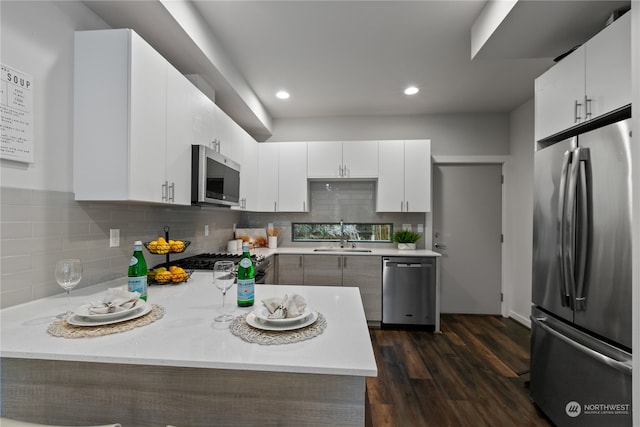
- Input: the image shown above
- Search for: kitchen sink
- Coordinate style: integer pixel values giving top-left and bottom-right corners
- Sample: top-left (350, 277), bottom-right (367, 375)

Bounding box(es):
top-left (313, 248), bottom-right (372, 253)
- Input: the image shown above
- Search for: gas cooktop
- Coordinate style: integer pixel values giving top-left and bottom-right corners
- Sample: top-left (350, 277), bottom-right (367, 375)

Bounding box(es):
top-left (158, 252), bottom-right (267, 271)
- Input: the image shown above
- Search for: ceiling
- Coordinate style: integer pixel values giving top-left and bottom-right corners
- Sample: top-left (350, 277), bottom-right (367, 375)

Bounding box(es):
top-left (83, 0), bottom-right (630, 139)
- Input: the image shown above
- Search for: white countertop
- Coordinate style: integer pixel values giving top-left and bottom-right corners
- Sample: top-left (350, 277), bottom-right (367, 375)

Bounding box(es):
top-left (253, 247), bottom-right (441, 258)
top-left (0, 273), bottom-right (377, 377)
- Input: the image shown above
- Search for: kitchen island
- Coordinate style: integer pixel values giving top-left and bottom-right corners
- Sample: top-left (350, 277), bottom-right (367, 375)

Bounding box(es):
top-left (1, 273), bottom-right (377, 426)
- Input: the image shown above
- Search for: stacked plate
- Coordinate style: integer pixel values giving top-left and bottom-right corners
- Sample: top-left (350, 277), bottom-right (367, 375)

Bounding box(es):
top-left (67, 300), bottom-right (151, 326)
top-left (246, 305), bottom-right (318, 331)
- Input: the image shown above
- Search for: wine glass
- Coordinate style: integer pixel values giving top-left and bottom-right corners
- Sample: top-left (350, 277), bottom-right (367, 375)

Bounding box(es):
top-left (213, 260), bottom-right (236, 322)
top-left (55, 259), bottom-right (83, 319)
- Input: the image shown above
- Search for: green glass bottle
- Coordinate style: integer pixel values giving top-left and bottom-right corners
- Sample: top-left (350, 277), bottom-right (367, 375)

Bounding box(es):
top-left (236, 241), bottom-right (255, 307)
top-left (128, 240), bottom-right (147, 301)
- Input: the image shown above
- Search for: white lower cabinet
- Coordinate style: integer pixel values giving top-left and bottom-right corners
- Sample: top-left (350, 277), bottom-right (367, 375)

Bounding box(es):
top-left (276, 254), bottom-right (382, 321)
top-left (377, 139), bottom-right (431, 212)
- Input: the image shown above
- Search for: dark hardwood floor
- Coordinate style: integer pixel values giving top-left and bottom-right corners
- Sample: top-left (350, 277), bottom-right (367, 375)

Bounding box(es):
top-left (366, 314), bottom-right (552, 427)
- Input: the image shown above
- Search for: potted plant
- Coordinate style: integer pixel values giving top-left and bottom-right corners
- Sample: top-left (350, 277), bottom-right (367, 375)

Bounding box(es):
top-left (393, 230), bottom-right (421, 250)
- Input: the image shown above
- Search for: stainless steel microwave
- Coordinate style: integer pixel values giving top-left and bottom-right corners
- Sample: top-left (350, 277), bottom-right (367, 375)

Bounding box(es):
top-left (191, 145), bottom-right (240, 207)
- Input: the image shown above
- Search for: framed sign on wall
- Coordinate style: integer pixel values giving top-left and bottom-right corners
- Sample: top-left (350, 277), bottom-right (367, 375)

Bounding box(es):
top-left (1, 64), bottom-right (34, 163)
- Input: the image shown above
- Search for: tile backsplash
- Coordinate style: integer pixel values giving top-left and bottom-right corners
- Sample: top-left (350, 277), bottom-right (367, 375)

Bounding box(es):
top-left (1, 181), bottom-right (428, 308)
top-left (241, 180), bottom-right (427, 248)
top-left (0, 187), bottom-right (239, 308)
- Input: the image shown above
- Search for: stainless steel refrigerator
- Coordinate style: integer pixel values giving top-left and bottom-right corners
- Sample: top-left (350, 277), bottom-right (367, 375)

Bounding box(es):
top-left (530, 112), bottom-right (632, 427)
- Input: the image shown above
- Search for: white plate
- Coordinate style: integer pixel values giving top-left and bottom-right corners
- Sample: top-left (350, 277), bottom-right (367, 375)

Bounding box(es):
top-left (74, 299), bottom-right (143, 321)
top-left (67, 301), bottom-right (151, 327)
top-left (246, 311), bottom-right (318, 331)
top-left (254, 305), bottom-right (313, 325)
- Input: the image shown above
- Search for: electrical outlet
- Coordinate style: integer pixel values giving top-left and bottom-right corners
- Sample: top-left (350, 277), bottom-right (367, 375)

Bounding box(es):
top-left (204, 225), bottom-right (209, 236)
top-left (417, 224), bottom-right (424, 233)
top-left (109, 229), bottom-right (120, 247)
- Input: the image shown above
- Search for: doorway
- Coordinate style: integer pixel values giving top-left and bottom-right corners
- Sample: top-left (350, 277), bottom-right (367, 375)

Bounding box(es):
top-left (432, 164), bottom-right (503, 314)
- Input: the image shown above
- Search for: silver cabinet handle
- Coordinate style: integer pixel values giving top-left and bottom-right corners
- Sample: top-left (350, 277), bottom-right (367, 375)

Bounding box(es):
top-left (274, 201), bottom-right (277, 212)
top-left (161, 181), bottom-right (168, 202)
top-left (584, 95), bottom-right (592, 119)
top-left (574, 99), bottom-right (582, 123)
top-left (169, 182), bottom-right (175, 202)
top-left (406, 201), bottom-right (409, 211)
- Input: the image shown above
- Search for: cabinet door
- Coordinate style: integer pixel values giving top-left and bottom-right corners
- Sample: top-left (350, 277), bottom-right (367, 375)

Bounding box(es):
top-left (534, 47), bottom-right (585, 141)
top-left (238, 131), bottom-right (258, 211)
top-left (404, 139), bottom-right (431, 212)
top-left (129, 31), bottom-right (167, 203)
top-left (342, 256), bottom-right (382, 321)
top-left (192, 91), bottom-right (216, 149)
top-left (277, 255), bottom-right (304, 285)
top-left (307, 141), bottom-right (342, 178)
top-left (216, 104), bottom-right (235, 159)
top-left (165, 65), bottom-right (194, 205)
top-left (342, 140), bottom-right (378, 178)
top-left (585, 12), bottom-right (631, 120)
top-left (257, 143), bottom-right (279, 211)
top-left (278, 142), bottom-right (308, 212)
top-left (303, 255), bottom-right (342, 286)
top-left (376, 140), bottom-right (405, 212)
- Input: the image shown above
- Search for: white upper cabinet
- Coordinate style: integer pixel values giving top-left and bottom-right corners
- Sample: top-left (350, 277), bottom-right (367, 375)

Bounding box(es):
top-left (278, 142), bottom-right (308, 212)
top-left (256, 143), bottom-right (279, 212)
top-left (236, 131), bottom-right (259, 211)
top-left (256, 142), bottom-right (308, 212)
top-left (307, 140), bottom-right (378, 178)
top-left (74, 29), bottom-right (190, 205)
top-left (535, 12), bottom-right (631, 141)
top-left (377, 139), bottom-right (431, 212)
top-left (584, 12), bottom-right (631, 120)
top-left (192, 90), bottom-right (217, 150)
top-left (165, 65), bottom-right (196, 206)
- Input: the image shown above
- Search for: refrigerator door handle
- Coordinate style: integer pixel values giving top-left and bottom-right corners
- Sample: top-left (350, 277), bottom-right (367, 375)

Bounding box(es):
top-left (575, 148), bottom-right (591, 311)
top-left (532, 316), bottom-right (632, 375)
top-left (563, 147), bottom-right (583, 311)
top-left (557, 150), bottom-right (572, 307)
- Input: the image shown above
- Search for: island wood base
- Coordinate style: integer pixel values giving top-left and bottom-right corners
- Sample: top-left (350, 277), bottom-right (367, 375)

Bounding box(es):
top-left (1, 358), bottom-right (367, 426)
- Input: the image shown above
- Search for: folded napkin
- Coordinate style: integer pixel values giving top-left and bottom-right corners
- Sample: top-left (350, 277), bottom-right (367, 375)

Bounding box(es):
top-left (89, 288), bottom-right (140, 314)
top-left (262, 294), bottom-right (307, 319)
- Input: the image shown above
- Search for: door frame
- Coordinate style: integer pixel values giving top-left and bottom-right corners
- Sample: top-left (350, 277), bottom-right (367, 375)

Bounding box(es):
top-left (431, 155), bottom-right (510, 318)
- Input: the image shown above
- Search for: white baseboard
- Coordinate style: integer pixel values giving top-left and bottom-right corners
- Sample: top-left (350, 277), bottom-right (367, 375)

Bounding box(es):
top-left (509, 311), bottom-right (531, 329)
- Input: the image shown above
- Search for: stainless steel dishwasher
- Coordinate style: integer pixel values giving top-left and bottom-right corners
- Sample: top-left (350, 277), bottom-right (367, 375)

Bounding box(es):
top-left (382, 257), bottom-right (437, 328)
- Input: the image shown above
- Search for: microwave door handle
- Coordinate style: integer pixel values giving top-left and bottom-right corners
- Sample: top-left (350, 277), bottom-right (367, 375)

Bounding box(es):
top-left (557, 150), bottom-right (572, 307)
top-left (575, 148), bottom-right (591, 311)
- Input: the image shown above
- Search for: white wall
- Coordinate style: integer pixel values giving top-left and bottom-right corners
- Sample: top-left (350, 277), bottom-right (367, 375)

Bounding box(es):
top-left (504, 98), bottom-right (534, 326)
top-left (0, 1), bottom-right (109, 191)
top-left (269, 113), bottom-right (511, 156)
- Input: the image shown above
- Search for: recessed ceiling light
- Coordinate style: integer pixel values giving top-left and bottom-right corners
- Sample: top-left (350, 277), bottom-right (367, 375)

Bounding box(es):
top-left (276, 90), bottom-right (290, 99)
top-left (404, 86), bottom-right (419, 95)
